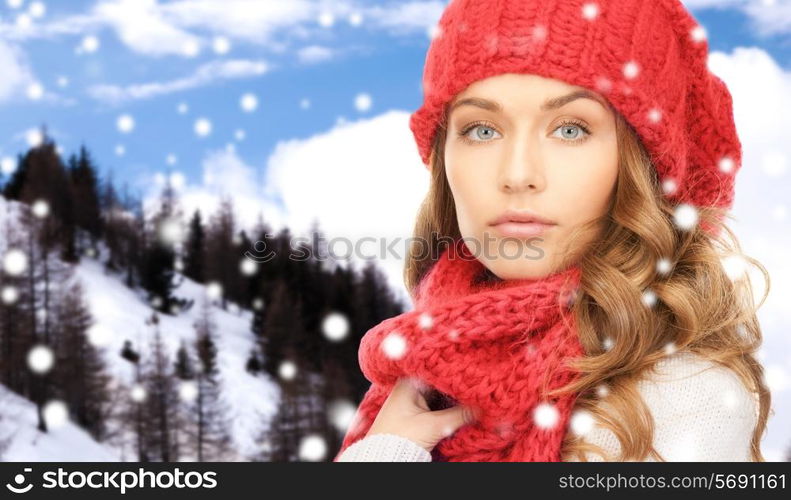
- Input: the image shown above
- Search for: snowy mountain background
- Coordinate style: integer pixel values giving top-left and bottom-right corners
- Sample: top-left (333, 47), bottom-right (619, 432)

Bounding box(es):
top-left (0, 195), bottom-right (279, 461)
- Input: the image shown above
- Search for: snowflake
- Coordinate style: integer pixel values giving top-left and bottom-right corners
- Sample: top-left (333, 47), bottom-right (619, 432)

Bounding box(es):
top-left (533, 402), bottom-right (560, 429)
top-left (32, 199), bottom-right (49, 218)
top-left (26, 82), bottom-right (43, 100)
top-left (623, 60), bottom-right (640, 80)
top-left (348, 12), bottom-right (363, 26)
top-left (43, 400), bottom-right (69, 429)
top-left (642, 289), bottom-right (658, 307)
top-left (721, 254), bottom-right (748, 281)
top-left (1, 156), bottom-right (16, 174)
top-left (719, 156), bottom-right (736, 173)
top-left (656, 257), bottom-right (673, 275)
top-left (381, 332), bottom-right (407, 359)
top-left (240, 93), bottom-right (258, 113)
top-left (418, 312), bottom-right (433, 330)
top-left (602, 336), bottom-right (614, 351)
top-left (116, 114), bottom-right (135, 133)
top-left (212, 36), bottom-right (231, 55)
top-left (194, 117), bottom-right (212, 137)
top-left (252, 298), bottom-right (265, 310)
top-left (569, 409), bottom-right (595, 436)
top-left (3, 248), bottom-right (28, 276)
top-left (299, 98), bottom-right (311, 110)
top-left (647, 108), bottom-right (662, 123)
top-left (179, 381), bottom-right (198, 403)
top-left (690, 25), bottom-right (707, 42)
top-left (57, 75), bottom-right (69, 88)
top-left (664, 341), bottom-right (678, 355)
top-left (177, 102), bottom-right (189, 114)
top-left (205, 281), bottom-right (223, 300)
top-left (158, 217), bottom-right (184, 246)
top-left (322, 311), bottom-right (350, 342)
top-left (279, 360), bottom-right (297, 381)
top-left (318, 11), bottom-right (334, 28)
top-left (114, 144), bottom-right (125, 156)
top-left (661, 177), bottom-right (678, 195)
top-left (181, 39), bottom-right (200, 58)
top-left (328, 399), bottom-right (357, 431)
top-left (354, 93), bottom-right (372, 112)
top-left (234, 129), bottom-right (246, 141)
top-left (27, 345), bottom-right (54, 374)
top-left (427, 24), bottom-right (442, 39)
top-left (581, 2), bottom-right (599, 20)
top-left (130, 384), bottom-right (147, 402)
top-left (239, 257), bottom-right (257, 276)
top-left (29, 2), bottom-right (46, 18)
top-left (87, 324), bottom-right (112, 347)
top-left (1, 286), bottom-right (19, 304)
top-left (673, 203), bottom-right (699, 231)
top-left (298, 434), bottom-right (327, 461)
top-left (81, 35), bottom-right (100, 53)
top-left (26, 128), bottom-right (43, 147)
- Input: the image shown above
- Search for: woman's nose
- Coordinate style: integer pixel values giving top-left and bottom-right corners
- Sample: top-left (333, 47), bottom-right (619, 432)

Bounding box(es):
top-left (498, 141), bottom-right (545, 193)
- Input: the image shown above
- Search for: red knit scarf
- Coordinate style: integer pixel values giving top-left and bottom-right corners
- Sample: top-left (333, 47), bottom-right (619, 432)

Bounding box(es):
top-left (334, 238), bottom-right (585, 462)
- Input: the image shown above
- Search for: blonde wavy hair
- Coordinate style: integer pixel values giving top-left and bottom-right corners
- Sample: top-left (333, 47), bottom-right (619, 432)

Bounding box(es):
top-left (404, 107), bottom-right (772, 462)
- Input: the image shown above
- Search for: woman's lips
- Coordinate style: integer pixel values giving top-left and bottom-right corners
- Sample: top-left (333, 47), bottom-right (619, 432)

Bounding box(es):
top-left (489, 221), bottom-right (555, 238)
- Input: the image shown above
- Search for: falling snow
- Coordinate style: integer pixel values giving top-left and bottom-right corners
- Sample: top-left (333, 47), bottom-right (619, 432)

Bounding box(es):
top-left (278, 360), bottom-right (297, 381)
top-left (298, 434), bottom-right (327, 461)
top-left (3, 248), bottom-right (28, 276)
top-left (623, 61), bottom-right (640, 79)
top-left (27, 345), bottom-right (54, 374)
top-left (31, 199), bottom-right (49, 218)
top-left (43, 400), bottom-right (69, 429)
top-left (533, 401), bottom-right (559, 429)
top-left (116, 114), bottom-right (135, 133)
top-left (194, 117), bottom-right (212, 137)
top-left (673, 203), bottom-right (699, 231)
top-left (354, 93), bottom-right (372, 112)
top-left (569, 409), bottom-right (595, 436)
top-left (322, 311), bottom-right (350, 342)
top-left (581, 2), bottom-right (599, 20)
top-left (240, 93), bottom-right (258, 113)
top-left (381, 332), bottom-right (407, 359)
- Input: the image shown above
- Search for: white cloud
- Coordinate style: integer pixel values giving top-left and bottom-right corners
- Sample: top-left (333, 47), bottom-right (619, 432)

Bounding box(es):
top-left (87, 59), bottom-right (268, 104)
top-left (0, 0), bottom-right (447, 57)
top-left (707, 46), bottom-right (791, 456)
top-left (683, 0), bottom-right (791, 38)
top-left (0, 40), bottom-right (35, 103)
top-left (92, 0), bottom-right (201, 57)
top-left (142, 147), bottom-right (284, 237)
top-left (263, 110), bottom-right (429, 300)
top-left (297, 45), bottom-right (334, 64)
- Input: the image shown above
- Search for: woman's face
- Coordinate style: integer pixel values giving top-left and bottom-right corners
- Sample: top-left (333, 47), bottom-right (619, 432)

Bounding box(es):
top-left (444, 73), bottom-right (619, 280)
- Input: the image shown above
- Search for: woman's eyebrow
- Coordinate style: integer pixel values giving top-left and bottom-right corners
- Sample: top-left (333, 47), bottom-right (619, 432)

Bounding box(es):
top-left (449, 89), bottom-right (609, 115)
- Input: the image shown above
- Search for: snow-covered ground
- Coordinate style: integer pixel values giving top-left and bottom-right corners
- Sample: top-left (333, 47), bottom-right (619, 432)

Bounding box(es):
top-left (0, 196), bottom-right (280, 461)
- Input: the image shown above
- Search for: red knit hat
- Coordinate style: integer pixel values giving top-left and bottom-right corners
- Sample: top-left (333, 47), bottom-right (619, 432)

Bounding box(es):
top-left (409, 0), bottom-right (742, 211)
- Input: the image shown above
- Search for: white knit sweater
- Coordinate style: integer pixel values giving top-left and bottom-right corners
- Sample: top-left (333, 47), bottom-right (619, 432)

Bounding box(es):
top-left (337, 351), bottom-right (760, 462)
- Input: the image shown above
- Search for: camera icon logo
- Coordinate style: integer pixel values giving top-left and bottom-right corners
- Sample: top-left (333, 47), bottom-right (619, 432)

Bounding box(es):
top-left (6, 467), bottom-right (34, 494)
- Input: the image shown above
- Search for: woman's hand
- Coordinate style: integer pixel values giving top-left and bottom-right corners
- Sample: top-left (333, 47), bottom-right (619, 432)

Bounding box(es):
top-left (365, 377), bottom-right (480, 452)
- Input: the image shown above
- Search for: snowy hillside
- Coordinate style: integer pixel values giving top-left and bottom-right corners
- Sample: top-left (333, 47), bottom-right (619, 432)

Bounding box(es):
top-left (0, 195), bottom-right (281, 461)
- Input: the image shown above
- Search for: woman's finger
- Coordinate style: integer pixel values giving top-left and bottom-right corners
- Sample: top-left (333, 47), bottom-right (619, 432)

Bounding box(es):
top-left (429, 404), bottom-right (479, 437)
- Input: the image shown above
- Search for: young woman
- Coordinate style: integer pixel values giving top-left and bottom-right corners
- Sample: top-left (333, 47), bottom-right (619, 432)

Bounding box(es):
top-left (334, 0), bottom-right (771, 462)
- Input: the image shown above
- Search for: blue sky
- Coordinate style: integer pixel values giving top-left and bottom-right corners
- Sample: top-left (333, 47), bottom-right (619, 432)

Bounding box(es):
top-left (1, 0), bottom-right (791, 459)
top-left (1, 0), bottom-right (788, 207)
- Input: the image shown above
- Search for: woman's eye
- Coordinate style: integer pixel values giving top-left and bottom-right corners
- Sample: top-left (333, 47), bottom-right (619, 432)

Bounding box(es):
top-left (551, 122), bottom-right (591, 142)
top-left (458, 124), bottom-right (500, 144)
